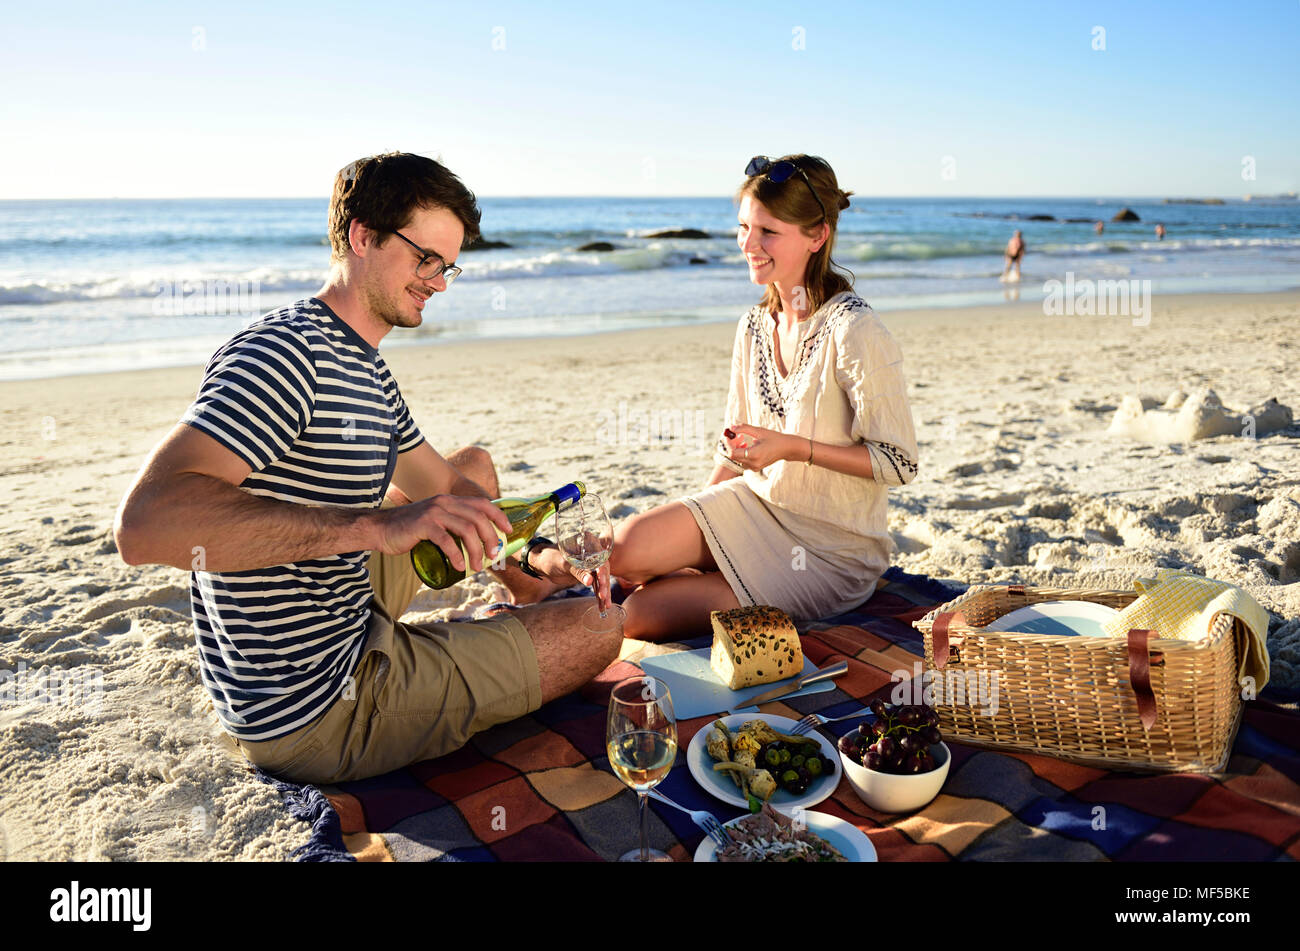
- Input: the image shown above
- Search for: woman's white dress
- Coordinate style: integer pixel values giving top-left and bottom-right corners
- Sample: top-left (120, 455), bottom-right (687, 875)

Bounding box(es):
top-left (679, 291), bottom-right (919, 620)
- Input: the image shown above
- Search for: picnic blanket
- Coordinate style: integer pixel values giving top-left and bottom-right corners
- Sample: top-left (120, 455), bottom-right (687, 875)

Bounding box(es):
top-left (259, 568), bottom-right (1300, 862)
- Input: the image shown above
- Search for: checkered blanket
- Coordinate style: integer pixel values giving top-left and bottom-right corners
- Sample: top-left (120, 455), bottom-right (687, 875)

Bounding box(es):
top-left (260, 569), bottom-right (1300, 862)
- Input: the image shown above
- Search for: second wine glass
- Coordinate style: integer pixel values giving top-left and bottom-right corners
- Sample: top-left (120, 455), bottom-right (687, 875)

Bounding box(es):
top-left (554, 491), bottom-right (626, 634)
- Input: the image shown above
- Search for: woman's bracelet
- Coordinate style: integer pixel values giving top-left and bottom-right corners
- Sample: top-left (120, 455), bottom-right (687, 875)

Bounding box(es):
top-left (806, 437), bottom-right (814, 467)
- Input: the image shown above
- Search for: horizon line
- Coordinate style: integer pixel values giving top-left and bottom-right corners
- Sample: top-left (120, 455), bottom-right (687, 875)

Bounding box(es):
top-left (0, 193), bottom-right (1279, 202)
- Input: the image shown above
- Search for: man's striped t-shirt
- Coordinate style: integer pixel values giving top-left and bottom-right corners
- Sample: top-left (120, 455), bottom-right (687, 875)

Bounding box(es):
top-left (179, 297), bottom-right (425, 742)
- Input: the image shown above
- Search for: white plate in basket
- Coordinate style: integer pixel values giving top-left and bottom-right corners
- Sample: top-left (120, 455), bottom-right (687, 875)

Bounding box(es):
top-left (983, 600), bottom-right (1121, 637)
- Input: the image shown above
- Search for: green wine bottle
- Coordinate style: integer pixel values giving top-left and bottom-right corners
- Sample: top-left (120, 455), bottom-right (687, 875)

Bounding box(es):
top-left (409, 481), bottom-right (586, 589)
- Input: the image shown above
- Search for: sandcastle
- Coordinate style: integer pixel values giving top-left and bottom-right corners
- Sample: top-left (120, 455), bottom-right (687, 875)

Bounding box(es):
top-left (1108, 386), bottom-right (1293, 443)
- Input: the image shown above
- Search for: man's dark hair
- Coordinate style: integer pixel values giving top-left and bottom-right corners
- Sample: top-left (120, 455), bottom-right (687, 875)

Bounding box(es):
top-left (328, 152), bottom-right (482, 261)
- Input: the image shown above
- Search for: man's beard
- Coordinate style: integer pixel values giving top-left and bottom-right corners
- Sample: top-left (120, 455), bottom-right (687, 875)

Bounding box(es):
top-left (361, 277), bottom-right (420, 330)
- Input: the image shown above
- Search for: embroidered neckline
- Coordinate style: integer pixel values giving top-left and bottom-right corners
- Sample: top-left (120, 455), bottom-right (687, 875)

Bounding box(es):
top-left (748, 293), bottom-right (868, 419)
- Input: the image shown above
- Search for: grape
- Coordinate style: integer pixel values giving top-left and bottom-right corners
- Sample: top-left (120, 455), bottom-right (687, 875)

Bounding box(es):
top-left (922, 726), bottom-right (942, 746)
top-left (837, 734), bottom-right (856, 756)
top-left (899, 706), bottom-right (921, 727)
top-left (858, 721), bottom-right (873, 736)
top-left (864, 751), bottom-right (883, 770)
top-left (877, 736), bottom-right (897, 760)
top-left (868, 698), bottom-right (887, 718)
top-left (917, 750), bottom-right (935, 773)
top-left (899, 733), bottom-right (922, 754)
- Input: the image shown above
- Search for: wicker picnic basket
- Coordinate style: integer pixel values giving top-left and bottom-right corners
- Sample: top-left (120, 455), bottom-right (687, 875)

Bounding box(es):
top-left (912, 584), bottom-right (1244, 773)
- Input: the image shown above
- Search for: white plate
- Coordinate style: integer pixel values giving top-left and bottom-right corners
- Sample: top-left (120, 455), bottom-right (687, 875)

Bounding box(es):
top-left (693, 808), bottom-right (877, 862)
top-left (687, 713), bottom-right (842, 811)
top-left (983, 600), bottom-right (1121, 637)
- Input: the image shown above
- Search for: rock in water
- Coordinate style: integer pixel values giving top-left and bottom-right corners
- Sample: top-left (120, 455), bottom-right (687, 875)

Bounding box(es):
top-left (577, 241), bottom-right (616, 252)
top-left (1112, 208), bottom-right (1141, 222)
top-left (644, 228), bottom-right (710, 239)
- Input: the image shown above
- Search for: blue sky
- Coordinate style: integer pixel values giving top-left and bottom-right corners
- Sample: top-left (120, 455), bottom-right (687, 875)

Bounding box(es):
top-left (1, 0), bottom-right (1296, 198)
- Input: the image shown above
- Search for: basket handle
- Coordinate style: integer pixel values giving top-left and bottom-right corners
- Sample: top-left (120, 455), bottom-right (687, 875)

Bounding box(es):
top-left (1127, 628), bottom-right (1158, 730)
top-left (931, 611), bottom-right (966, 670)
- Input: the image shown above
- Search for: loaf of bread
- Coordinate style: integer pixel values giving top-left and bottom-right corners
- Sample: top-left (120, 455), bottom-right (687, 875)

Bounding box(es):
top-left (710, 606), bottom-right (802, 690)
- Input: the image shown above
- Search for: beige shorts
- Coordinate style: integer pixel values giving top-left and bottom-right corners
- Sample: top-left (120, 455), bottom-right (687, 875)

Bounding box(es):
top-left (234, 539), bottom-right (542, 784)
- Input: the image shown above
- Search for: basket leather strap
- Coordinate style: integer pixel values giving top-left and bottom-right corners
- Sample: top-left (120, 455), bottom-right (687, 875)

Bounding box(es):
top-left (1127, 628), bottom-right (1158, 730)
top-left (931, 611), bottom-right (965, 670)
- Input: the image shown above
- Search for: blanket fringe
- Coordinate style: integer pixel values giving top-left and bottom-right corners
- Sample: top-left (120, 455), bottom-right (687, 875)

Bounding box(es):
top-left (254, 768), bottom-right (355, 862)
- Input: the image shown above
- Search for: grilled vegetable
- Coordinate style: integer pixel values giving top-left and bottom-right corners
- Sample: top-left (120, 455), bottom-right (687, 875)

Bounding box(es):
top-left (713, 762), bottom-right (778, 801)
top-left (705, 724), bottom-right (731, 763)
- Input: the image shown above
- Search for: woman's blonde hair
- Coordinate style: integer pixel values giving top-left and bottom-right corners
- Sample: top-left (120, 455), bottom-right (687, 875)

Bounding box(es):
top-left (736, 154), bottom-right (854, 317)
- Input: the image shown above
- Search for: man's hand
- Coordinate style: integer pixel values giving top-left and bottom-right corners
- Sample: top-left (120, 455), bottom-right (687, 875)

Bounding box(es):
top-left (529, 545), bottom-right (613, 612)
top-left (373, 494), bottom-right (513, 572)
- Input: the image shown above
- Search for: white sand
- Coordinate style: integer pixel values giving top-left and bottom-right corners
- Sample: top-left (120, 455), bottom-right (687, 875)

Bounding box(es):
top-left (1, 290), bottom-right (1297, 861)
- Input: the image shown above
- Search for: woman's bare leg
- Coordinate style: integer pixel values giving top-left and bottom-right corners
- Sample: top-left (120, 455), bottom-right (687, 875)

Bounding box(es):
top-left (609, 502), bottom-right (743, 642)
top-left (609, 501), bottom-right (717, 586)
top-left (621, 571), bottom-right (740, 642)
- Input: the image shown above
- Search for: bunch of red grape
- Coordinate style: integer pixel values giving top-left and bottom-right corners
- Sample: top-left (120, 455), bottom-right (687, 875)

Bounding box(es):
top-left (838, 699), bottom-right (943, 775)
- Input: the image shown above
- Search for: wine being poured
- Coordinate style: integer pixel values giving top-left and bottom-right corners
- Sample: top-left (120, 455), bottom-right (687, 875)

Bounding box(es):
top-left (410, 481), bottom-right (585, 589)
top-left (553, 491), bottom-right (626, 635)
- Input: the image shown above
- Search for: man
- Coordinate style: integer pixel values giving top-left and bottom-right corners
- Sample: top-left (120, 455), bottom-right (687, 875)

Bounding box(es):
top-left (114, 152), bottom-right (620, 784)
top-left (1001, 229), bottom-right (1025, 282)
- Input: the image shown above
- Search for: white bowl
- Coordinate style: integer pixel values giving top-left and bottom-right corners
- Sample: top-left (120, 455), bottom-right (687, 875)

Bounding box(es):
top-left (839, 742), bottom-right (951, 813)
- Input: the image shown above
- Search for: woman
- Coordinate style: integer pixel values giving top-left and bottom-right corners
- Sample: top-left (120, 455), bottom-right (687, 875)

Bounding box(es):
top-left (609, 154), bottom-right (919, 641)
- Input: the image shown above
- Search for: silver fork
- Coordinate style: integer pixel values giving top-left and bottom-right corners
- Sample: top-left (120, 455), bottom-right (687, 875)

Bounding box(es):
top-left (790, 706), bottom-right (874, 737)
top-left (648, 789), bottom-right (730, 848)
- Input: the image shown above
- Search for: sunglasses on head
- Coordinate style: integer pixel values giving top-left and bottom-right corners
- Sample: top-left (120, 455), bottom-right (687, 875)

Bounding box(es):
top-left (744, 156), bottom-right (827, 222)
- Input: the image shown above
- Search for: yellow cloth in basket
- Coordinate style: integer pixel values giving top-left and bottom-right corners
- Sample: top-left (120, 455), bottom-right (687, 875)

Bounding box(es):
top-left (1101, 568), bottom-right (1269, 689)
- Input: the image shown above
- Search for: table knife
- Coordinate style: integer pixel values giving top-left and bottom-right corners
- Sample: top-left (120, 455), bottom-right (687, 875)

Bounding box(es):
top-left (729, 660), bottom-right (849, 711)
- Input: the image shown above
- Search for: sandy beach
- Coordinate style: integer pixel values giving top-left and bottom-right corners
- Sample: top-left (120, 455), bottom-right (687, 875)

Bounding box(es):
top-left (1, 289), bottom-right (1298, 861)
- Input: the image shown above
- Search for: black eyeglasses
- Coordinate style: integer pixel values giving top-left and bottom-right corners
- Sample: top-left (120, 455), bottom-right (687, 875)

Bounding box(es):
top-left (744, 156), bottom-right (827, 223)
top-left (392, 230), bottom-right (462, 285)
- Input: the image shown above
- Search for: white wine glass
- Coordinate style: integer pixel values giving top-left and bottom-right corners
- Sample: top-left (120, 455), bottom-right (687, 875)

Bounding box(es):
top-left (606, 676), bottom-right (677, 862)
top-left (554, 491), bottom-right (626, 635)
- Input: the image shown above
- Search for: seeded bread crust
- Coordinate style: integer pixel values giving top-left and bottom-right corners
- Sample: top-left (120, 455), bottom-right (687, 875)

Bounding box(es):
top-left (710, 606), bottom-right (802, 690)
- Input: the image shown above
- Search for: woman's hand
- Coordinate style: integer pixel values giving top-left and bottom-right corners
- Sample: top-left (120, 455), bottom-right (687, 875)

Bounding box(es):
top-left (723, 424), bottom-right (804, 471)
top-left (529, 545), bottom-right (613, 611)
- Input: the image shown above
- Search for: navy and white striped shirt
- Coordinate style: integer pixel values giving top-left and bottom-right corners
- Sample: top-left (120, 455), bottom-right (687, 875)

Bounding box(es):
top-left (180, 298), bottom-right (425, 742)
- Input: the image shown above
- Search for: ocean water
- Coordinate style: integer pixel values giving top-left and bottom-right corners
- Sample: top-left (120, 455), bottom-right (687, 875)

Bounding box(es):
top-left (1, 195), bottom-right (1298, 380)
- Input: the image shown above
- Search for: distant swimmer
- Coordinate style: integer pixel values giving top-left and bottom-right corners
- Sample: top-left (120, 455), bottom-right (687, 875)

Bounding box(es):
top-left (1001, 229), bottom-right (1025, 283)
top-left (1094, 220), bottom-right (1105, 235)
top-left (1155, 223), bottom-right (1166, 240)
